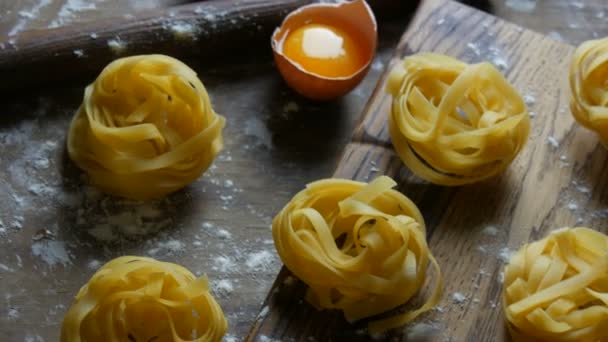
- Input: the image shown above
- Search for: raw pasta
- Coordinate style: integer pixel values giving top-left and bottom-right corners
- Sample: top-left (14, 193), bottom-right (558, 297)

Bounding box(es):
top-left (503, 227), bottom-right (608, 341)
top-left (61, 256), bottom-right (227, 342)
top-left (570, 37), bottom-right (608, 147)
top-left (387, 53), bottom-right (530, 185)
top-left (272, 176), bottom-right (442, 333)
top-left (67, 54), bottom-right (225, 200)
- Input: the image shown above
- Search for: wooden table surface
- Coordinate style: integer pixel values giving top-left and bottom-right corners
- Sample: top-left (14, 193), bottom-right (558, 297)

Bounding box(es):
top-left (0, 1), bottom-right (607, 341)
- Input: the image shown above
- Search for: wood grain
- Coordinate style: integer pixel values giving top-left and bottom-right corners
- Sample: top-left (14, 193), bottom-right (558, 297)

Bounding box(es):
top-left (246, 0), bottom-right (608, 341)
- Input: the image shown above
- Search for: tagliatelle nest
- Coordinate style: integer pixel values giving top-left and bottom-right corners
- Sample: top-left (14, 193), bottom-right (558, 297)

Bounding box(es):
top-left (61, 256), bottom-right (227, 342)
top-left (272, 176), bottom-right (442, 334)
top-left (387, 53), bottom-right (530, 185)
top-left (503, 227), bottom-right (608, 341)
top-left (570, 37), bottom-right (608, 147)
top-left (67, 54), bottom-right (225, 200)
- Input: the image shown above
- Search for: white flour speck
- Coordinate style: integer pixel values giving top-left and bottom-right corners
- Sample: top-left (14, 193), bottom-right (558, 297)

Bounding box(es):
top-left (147, 239), bottom-right (184, 256)
top-left (257, 305), bottom-right (270, 319)
top-left (217, 229), bottom-right (232, 240)
top-left (567, 201), bottom-right (578, 211)
top-left (223, 335), bottom-right (237, 342)
top-left (87, 259), bottom-right (102, 271)
top-left (213, 256), bottom-right (236, 272)
top-left (108, 38), bottom-right (127, 54)
top-left (213, 279), bottom-right (234, 297)
top-left (9, 0), bottom-right (53, 36)
top-left (31, 240), bottom-right (71, 267)
top-left (498, 247), bottom-right (515, 263)
top-left (523, 94), bottom-right (535, 107)
top-left (505, 0), bottom-right (537, 13)
top-left (436, 18), bottom-right (446, 25)
top-left (73, 49), bottom-right (84, 57)
top-left (49, 0), bottom-right (97, 28)
top-left (244, 117), bottom-right (272, 149)
top-left (406, 322), bottom-right (440, 340)
top-left (245, 250), bottom-right (275, 271)
top-left (90, 32), bottom-right (98, 39)
top-left (498, 271), bottom-right (505, 284)
top-left (0, 263), bottom-right (14, 272)
top-left (548, 31), bottom-right (566, 43)
top-left (482, 225), bottom-right (499, 236)
top-left (547, 136), bottom-right (559, 148)
top-left (167, 21), bottom-right (198, 39)
top-left (452, 292), bottom-right (467, 304)
top-left (24, 334), bottom-right (45, 342)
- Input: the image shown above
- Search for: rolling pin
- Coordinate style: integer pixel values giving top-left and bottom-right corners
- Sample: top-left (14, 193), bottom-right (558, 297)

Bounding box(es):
top-left (0, 0), bottom-right (415, 93)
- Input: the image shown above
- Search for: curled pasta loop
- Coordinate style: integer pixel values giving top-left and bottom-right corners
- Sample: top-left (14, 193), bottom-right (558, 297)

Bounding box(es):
top-left (61, 256), bottom-right (227, 342)
top-left (272, 176), bottom-right (442, 333)
top-left (570, 37), bottom-right (608, 146)
top-left (67, 54), bottom-right (225, 200)
top-left (503, 227), bottom-right (608, 341)
top-left (387, 53), bottom-right (530, 185)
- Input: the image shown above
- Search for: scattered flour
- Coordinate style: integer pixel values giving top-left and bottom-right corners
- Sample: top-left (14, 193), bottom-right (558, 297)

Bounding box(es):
top-left (436, 18), bottom-right (446, 26)
top-left (223, 335), bottom-right (238, 342)
top-left (523, 94), bottom-right (535, 107)
top-left (147, 239), bottom-right (185, 256)
top-left (498, 247), bottom-right (515, 263)
top-left (213, 279), bottom-right (234, 297)
top-left (257, 305), bottom-right (270, 319)
top-left (482, 225), bottom-right (499, 236)
top-left (213, 256), bottom-right (236, 272)
top-left (49, 0), bottom-right (97, 28)
top-left (466, 42), bottom-right (508, 71)
top-left (31, 240), bottom-right (71, 267)
top-left (87, 259), bottom-right (102, 271)
top-left (498, 271), bottom-right (505, 284)
top-left (505, 0), bottom-right (537, 13)
top-left (406, 322), bottom-right (440, 340)
top-left (107, 37), bottom-right (127, 54)
top-left (567, 201), bottom-right (579, 211)
top-left (9, 0), bottom-right (53, 36)
top-left (452, 292), bottom-right (467, 304)
top-left (244, 117), bottom-right (272, 149)
top-left (166, 21), bottom-right (198, 39)
top-left (73, 49), bottom-right (85, 58)
top-left (547, 136), bottom-right (559, 148)
top-left (548, 31), bottom-right (566, 43)
top-left (90, 32), bottom-right (98, 39)
top-left (24, 335), bottom-right (45, 342)
top-left (371, 59), bottom-right (384, 71)
top-left (245, 250), bottom-right (275, 271)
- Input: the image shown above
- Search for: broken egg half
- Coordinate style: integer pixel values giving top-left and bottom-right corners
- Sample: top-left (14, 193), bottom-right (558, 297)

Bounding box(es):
top-left (271, 0), bottom-right (377, 100)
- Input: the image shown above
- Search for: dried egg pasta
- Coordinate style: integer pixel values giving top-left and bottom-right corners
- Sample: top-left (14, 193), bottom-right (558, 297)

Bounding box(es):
top-left (387, 53), bottom-right (529, 185)
top-left (61, 256), bottom-right (227, 342)
top-left (272, 176), bottom-right (442, 333)
top-left (503, 227), bottom-right (608, 341)
top-left (570, 37), bottom-right (608, 146)
top-left (67, 55), bottom-right (225, 200)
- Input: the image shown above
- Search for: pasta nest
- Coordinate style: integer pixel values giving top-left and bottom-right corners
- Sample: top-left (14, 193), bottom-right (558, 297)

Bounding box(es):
top-left (570, 37), bottom-right (608, 147)
top-left (387, 53), bottom-right (530, 185)
top-left (67, 54), bottom-right (225, 200)
top-left (503, 227), bottom-right (608, 341)
top-left (272, 176), bottom-right (442, 333)
top-left (61, 256), bottom-right (227, 342)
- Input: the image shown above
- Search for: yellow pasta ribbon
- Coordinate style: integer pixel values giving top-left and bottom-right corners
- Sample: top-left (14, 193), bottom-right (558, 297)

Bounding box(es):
top-left (67, 54), bottom-right (225, 200)
top-left (387, 53), bottom-right (530, 185)
top-left (61, 256), bottom-right (227, 342)
top-left (570, 37), bottom-right (608, 147)
top-left (503, 227), bottom-right (608, 341)
top-left (272, 176), bottom-right (442, 334)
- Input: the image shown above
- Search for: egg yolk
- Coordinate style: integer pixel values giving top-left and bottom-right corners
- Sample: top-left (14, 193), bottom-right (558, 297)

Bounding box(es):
top-left (282, 23), bottom-right (366, 78)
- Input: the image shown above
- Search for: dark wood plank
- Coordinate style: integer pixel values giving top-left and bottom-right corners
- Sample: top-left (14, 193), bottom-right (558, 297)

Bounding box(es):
top-left (246, 0), bottom-right (608, 341)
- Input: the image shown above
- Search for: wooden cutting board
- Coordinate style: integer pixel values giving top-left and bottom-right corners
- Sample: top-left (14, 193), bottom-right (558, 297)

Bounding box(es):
top-left (246, 0), bottom-right (608, 341)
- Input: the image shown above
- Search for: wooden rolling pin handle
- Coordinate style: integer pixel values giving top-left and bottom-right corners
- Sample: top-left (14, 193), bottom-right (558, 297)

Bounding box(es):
top-left (0, 0), bottom-right (415, 93)
top-left (0, 0), bottom-right (311, 92)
